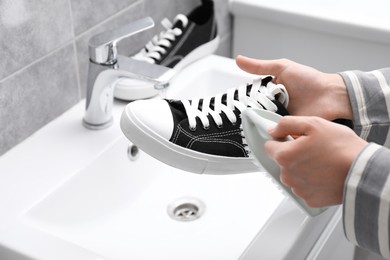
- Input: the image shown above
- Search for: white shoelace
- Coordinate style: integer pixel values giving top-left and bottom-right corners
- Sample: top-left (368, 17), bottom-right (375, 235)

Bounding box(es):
top-left (181, 78), bottom-right (289, 130)
top-left (133, 14), bottom-right (189, 64)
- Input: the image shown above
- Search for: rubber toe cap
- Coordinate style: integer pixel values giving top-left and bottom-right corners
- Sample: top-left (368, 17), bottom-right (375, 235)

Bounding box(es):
top-left (125, 99), bottom-right (174, 140)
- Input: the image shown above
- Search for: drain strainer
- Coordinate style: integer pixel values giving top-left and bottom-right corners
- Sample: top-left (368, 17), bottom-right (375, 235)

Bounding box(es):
top-left (167, 198), bottom-right (205, 222)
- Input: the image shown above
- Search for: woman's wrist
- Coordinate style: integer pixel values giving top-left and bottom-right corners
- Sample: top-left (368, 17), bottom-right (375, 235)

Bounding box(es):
top-left (324, 73), bottom-right (353, 121)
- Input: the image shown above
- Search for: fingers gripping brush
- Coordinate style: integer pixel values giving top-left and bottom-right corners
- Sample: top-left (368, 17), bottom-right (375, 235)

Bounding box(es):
top-left (241, 109), bottom-right (328, 217)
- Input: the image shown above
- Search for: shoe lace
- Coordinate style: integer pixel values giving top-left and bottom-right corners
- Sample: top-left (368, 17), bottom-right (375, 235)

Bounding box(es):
top-left (181, 77), bottom-right (289, 130)
top-left (133, 14), bottom-right (189, 64)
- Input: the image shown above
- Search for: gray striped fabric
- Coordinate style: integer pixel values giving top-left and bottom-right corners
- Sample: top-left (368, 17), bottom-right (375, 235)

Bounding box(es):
top-left (340, 68), bottom-right (390, 258)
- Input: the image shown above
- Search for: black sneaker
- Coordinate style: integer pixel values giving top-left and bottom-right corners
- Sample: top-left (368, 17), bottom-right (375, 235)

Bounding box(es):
top-left (114, 0), bottom-right (219, 100)
top-left (120, 76), bottom-right (289, 174)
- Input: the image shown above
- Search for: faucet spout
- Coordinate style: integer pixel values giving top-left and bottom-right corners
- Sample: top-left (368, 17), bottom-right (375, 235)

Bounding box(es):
top-left (83, 57), bottom-right (175, 130)
top-left (82, 17), bottom-right (176, 130)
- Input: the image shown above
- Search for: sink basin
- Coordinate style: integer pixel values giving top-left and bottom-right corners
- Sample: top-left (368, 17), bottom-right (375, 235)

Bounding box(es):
top-left (0, 55), bottom-right (286, 260)
top-left (0, 55), bottom-right (353, 260)
top-left (165, 54), bottom-right (257, 99)
top-left (23, 138), bottom-right (282, 259)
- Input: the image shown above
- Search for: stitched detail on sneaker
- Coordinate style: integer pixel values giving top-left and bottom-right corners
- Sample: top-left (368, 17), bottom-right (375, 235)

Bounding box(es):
top-left (189, 134), bottom-right (246, 155)
top-left (172, 124), bottom-right (240, 144)
top-left (173, 125), bottom-right (247, 156)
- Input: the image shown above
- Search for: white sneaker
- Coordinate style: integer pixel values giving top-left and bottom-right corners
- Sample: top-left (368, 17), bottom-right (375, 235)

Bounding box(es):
top-left (120, 76), bottom-right (289, 174)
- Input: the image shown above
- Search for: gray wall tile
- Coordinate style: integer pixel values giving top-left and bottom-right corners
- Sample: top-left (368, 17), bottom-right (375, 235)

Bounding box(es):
top-left (0, 44), bottom-right (79, 155)
top-left (70, 0), bottom-right (139, 35)
top-left (0, 0), bottom-right (73, 79)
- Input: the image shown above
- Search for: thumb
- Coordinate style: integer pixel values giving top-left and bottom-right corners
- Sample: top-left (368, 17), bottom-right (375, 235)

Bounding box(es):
top-left (235, 55), bottom-right (285, 76)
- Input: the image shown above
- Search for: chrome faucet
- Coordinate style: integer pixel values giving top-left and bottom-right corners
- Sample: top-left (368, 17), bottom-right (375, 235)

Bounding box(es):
top-left (83, 17), bottom-right (175, 130)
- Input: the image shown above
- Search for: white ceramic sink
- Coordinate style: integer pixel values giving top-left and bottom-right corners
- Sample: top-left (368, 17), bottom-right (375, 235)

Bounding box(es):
top-left (0, 55), bottom-right (287, 260)
top-left (165, 54), bottom-right (257, 99)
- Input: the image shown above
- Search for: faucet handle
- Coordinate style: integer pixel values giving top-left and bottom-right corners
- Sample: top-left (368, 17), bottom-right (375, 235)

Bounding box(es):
top-left (88, 17), bottom-right (154, 65)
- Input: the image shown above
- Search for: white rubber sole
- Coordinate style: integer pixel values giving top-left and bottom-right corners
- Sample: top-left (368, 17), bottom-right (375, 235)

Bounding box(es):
top-left (120, 102), bottom-right (260, 175)
top-left (114, 36), bottom-right (220, 101)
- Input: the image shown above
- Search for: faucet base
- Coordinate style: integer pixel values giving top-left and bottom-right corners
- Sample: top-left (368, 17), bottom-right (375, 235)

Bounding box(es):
top-left (82, 117), bottom-right (113, 130)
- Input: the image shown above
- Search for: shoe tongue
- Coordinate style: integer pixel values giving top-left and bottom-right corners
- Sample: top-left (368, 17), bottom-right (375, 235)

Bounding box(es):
top-left (273, 100), bottom-right (289, 116)
top-left (172, 14), bottom-right (189, 29)
top-left (167, 99), bottom-right (187, 124)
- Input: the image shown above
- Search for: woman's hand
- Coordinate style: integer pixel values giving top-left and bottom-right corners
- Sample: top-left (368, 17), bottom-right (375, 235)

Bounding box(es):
top-left (236, 55), bottom-right (353, 121)
top-left (265, 116), bottom-right (367, 207)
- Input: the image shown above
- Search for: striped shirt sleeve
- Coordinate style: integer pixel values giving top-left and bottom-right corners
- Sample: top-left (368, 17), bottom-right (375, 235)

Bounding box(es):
top-left (339, 68), bottom-right (390, 258)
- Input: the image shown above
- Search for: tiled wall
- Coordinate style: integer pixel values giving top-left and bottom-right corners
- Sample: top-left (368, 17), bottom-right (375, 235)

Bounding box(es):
top-left (0, 0), bottom-right (232, 156)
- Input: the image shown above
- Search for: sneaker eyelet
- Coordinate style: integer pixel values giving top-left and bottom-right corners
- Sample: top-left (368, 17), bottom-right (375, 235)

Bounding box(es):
top-left (189, 126), bottom-right (196, 132)
top-left (217, 124), bottom-right (223, 129)
top-left (203, 125), bottom-right (210, 130)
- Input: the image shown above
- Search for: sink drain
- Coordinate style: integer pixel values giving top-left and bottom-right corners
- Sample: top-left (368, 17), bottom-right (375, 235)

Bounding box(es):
top-left (127, 144), bottom-right (140, 161)
top-left (167, 198), bottom-right (205, 222)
